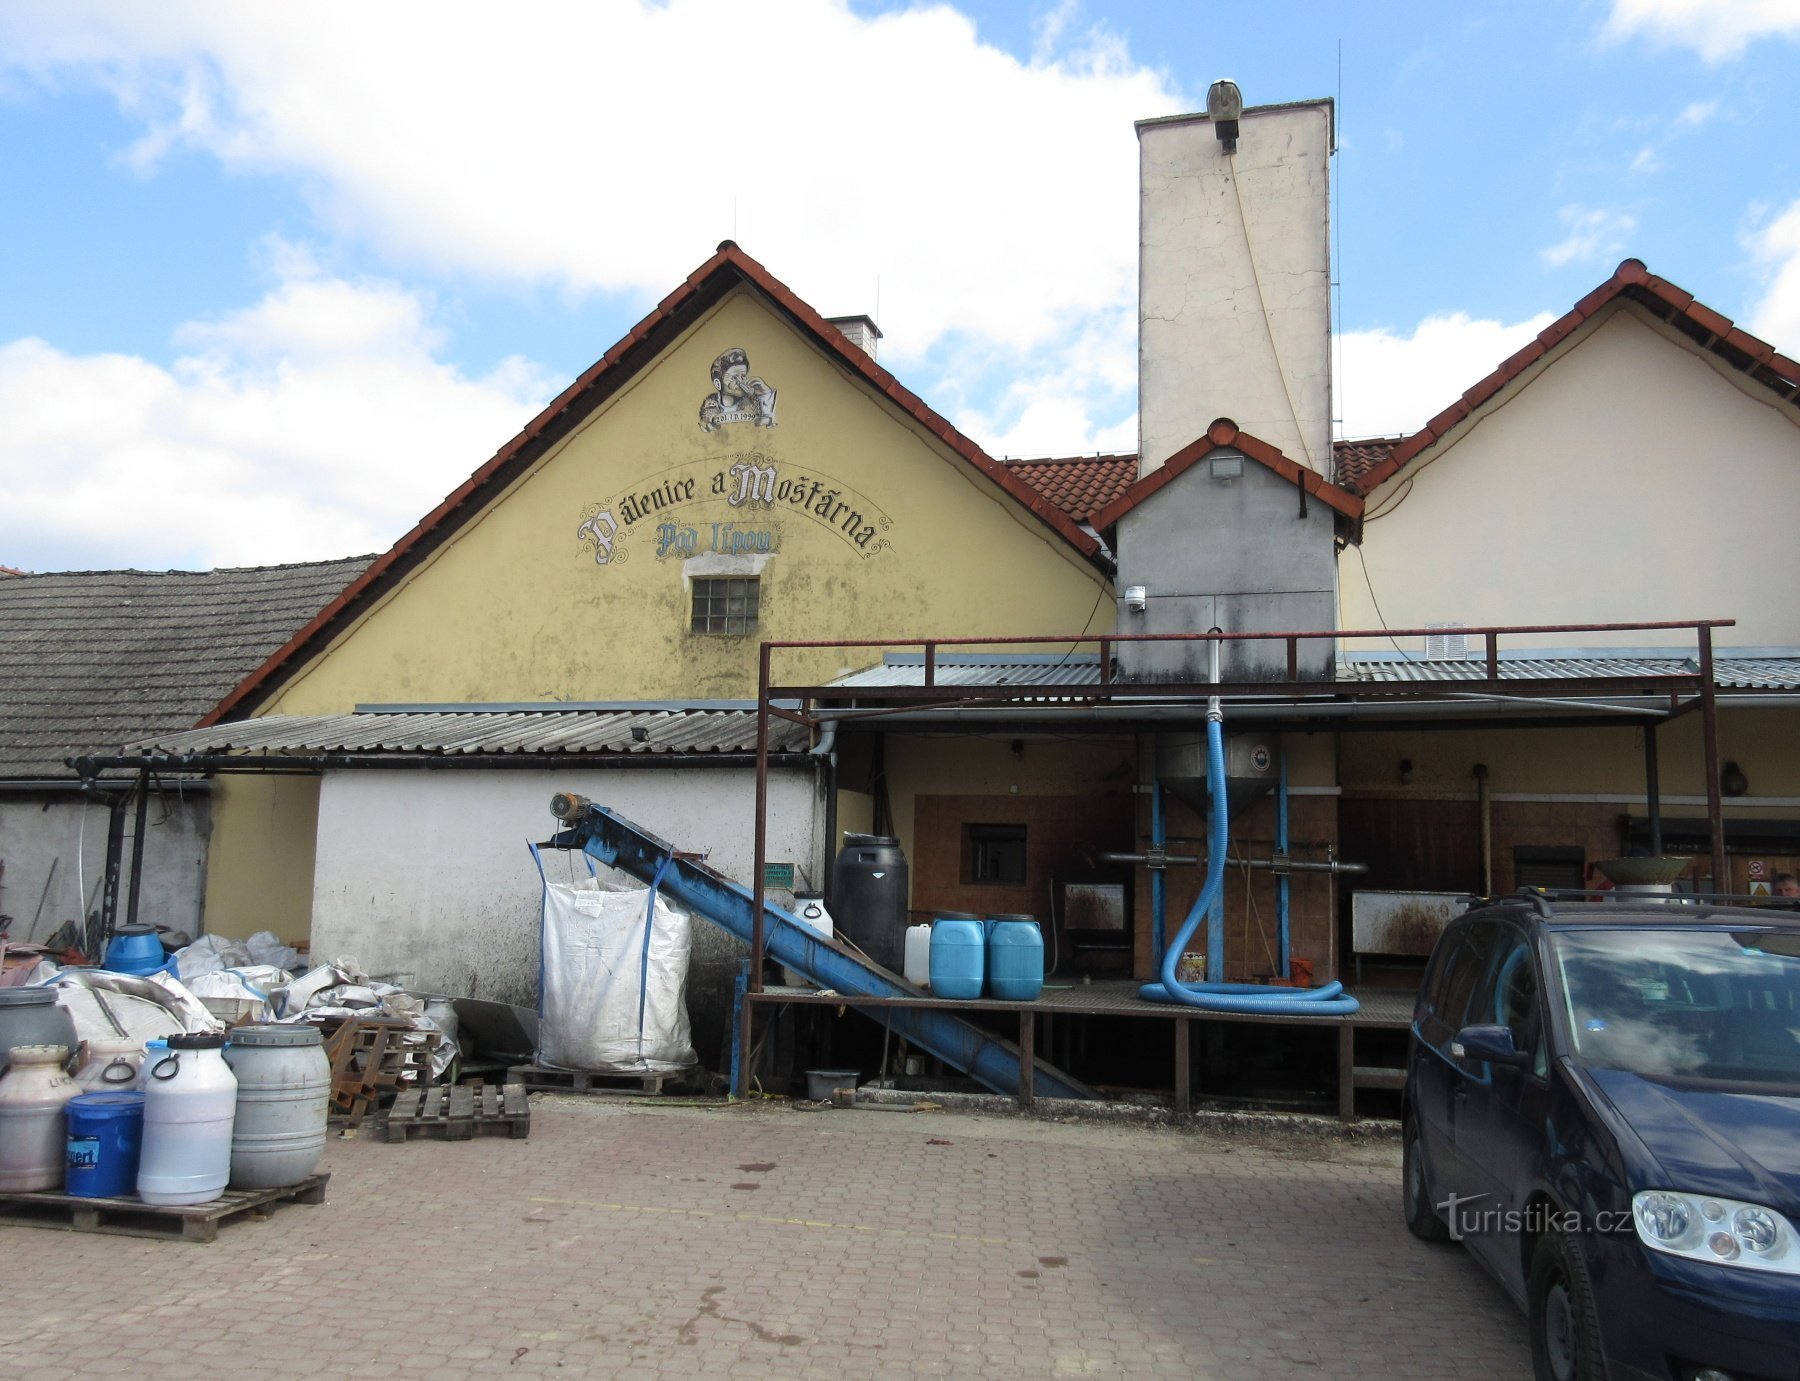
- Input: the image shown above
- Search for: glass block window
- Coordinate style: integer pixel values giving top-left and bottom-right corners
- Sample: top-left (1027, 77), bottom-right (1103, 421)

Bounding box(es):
top-left (691, 576), bottom-right (760, 636)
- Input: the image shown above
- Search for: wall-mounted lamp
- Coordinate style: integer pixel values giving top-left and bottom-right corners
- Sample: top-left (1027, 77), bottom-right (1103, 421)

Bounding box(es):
top-left (1721, 761), bottom-right (1749, 797)
top-left (1206, 78), bottom-right (1243, 155)
top-left (1124, 584), bottom-right (1148, 613)
top-left (1399, 758), bottom-right (1414, 786)
top-left (1209, 454), bottom-right (1243, 484)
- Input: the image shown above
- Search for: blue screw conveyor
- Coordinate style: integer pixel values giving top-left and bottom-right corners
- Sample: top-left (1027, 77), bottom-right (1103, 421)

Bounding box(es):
top-left (543, 795), bottom-right (1094, 1102)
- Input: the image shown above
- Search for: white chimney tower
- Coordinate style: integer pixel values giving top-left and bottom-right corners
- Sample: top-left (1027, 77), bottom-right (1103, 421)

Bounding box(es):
top-left (1137, 92), bottom-right (1333, 474)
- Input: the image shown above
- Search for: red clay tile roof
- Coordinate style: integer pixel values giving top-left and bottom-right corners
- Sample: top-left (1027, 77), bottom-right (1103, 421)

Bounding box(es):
top-left (1331, 438), bottom-right (1401, 492)
top-left (1348, 259), bottom-right (1800, 496)
top-left (1087, 419), bottom-right (1365, 532)
top-left (1003, 455), bottom-right (1138, 521)
top-left (203, 243), bottom-right (1103, 725)
top-left (1009, 444), bottom-right (1384, 520)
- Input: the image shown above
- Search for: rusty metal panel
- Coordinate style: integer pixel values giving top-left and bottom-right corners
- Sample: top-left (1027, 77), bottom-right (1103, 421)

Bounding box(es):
top-left (1351, 890), bottom-right (1474, 957)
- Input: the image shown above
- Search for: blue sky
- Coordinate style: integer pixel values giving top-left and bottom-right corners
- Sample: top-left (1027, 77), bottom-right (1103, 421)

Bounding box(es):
top-left (2, 0), bottom-right (1797, 571)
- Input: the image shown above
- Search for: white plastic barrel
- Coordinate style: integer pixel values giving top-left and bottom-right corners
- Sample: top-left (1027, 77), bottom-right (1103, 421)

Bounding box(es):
top-left (223, 1024), bottom-right (330, 1190)
top-left (137, 1033), bottom-right (237, 1206)
top-left (783, 893), bottom-right (836, 986)
top-left (75, 1038), bottom-right (145, 1093)
top-left (903, 924), bottom-right (933, 988)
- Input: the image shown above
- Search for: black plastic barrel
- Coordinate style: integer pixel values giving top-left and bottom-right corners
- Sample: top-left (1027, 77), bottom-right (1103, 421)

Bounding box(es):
top-left (831, 833), bottom-right (909, 973)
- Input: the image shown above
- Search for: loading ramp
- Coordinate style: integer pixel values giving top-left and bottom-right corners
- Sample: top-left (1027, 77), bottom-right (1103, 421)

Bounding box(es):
top-left (543, 797), bottom-right (1094, 1101)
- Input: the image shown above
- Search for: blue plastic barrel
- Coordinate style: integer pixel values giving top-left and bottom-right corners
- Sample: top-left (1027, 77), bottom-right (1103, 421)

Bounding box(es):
top-left (985, 915), bottom-right (1045, 1001)
top-left (928, 913), bottom-right (985, 1000)
top-left (103, 925), bottom-right (165, 977)
top-left (65, 1091), bottom-right (146, 1199)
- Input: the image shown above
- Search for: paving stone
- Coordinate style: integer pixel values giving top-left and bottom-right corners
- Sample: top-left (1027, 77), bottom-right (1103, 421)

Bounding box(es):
top-left (0, 1100), bottom-right (1528, 1378)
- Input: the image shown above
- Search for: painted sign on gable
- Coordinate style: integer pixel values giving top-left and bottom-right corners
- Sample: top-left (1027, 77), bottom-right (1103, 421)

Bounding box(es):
top-left (577, 452), bottom-right (892, 567)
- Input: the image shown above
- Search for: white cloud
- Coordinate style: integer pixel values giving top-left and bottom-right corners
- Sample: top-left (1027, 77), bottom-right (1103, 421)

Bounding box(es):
top-left (1605, 0), bottom-right (1800, 62)
top-left (1746, 199), bottom-right (1800, 356)
top-left (1542, 205), bottom-right (1639, 268)
top-left (0, 259), bottom-right (553, 571)
top-left (0, 0), bottom-right (1181, 362)
top-left (1336, 311), bottom-right (1557, 439)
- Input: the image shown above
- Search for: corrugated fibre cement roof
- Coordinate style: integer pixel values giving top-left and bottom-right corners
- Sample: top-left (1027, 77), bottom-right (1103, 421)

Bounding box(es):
top-left (122, 708), bottom-right (808, 759)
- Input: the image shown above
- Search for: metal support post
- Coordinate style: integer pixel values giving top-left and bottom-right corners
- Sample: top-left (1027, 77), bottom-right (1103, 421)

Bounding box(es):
top-left (1643, 722), bottom-right (1663, 858)
top-left (1017, 1011), bottom-right (1035, 1110)
top-left (1697, 628), bottom-right (1728, 891)
top-left (1337, 1023), bottom-right (1355, 1123)
top-left (750, 643), bottom-right (771, 995)
top-left (1174, 1018), bottom-right (1191, 1116)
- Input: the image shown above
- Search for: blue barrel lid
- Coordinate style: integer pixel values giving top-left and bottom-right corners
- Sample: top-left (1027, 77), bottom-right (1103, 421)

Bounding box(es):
top-left (932, 911), bottom-right (981, 922)
top-left (985, 913), bottom-right (1038, 923)
top-left (69, 1090), bottom-right (146, 1112)
top-left (111, 924), bottom-right (154, 937)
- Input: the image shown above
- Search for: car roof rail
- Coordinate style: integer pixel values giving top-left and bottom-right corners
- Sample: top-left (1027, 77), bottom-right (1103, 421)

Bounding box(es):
top-left (1515, 888), bottom-right (1556, 918)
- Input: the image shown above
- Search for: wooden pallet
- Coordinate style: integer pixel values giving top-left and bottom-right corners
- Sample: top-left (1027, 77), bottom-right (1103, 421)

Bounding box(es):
top-left (385, 1082), bottom-right (531, 1142)
top-left (507, 1064), bottom-right (692, 1097)
top-left (0, 1174), bottom-right (328, 1244)
top-left (320, 1017), bottom-right (441, 1125)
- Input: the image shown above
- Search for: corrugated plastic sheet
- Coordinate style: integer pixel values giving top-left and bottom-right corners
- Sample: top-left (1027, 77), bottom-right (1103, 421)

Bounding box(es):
top-left (123, 709), bottom-right (807, 757)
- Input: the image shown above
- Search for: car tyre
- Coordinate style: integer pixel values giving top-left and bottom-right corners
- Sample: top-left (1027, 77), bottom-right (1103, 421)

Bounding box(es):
top-left (1402, 1116), bottom-right (1450, 1241)
top-left (1528, 1229), bottom-right (1605, 1381)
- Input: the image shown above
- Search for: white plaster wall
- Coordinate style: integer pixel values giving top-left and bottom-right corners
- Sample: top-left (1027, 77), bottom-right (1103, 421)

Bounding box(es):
top-left (308, 767), bottom-right (823, 1019)
top-left (1342, 304), bottom-right (1800, 651)
top-left (1139, 102), bottom-right (1332, 473)
top-left (0, 790), bottom-right (209, 943)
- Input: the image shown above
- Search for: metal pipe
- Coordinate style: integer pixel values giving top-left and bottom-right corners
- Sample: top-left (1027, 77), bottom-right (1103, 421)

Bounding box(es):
top-left (807, 696), bottom-right (1693, 729)
top-left (750, 617), bottom-right (1735, 655)
top-left (72, 751), bottom-right (813, 777)
top-left (1098, 850), bottom-right (1367, 875)
top-left (1150, 768), bottom-right (1166, 971)
top-left (98, 794), bottom-right (127, 953)
top-left (1206, 631), bottom-right (1224, 983)
top-left (123, 767), bottom-right (151, 936)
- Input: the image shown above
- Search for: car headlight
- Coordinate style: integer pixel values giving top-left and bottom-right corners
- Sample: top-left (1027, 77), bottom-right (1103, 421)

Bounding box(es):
top-left (1632, 1191), bottom-right (1800, 1274)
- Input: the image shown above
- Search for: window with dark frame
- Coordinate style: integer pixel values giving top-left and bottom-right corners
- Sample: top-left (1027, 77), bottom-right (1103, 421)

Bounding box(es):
top-left (691, 576), bottom-right (760, 636)
top-left (964, 823), bottom-right (1027, 885)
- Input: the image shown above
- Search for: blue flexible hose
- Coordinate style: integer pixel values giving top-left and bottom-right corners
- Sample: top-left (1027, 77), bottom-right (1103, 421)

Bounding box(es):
top-left (1139, 717), bottom-right (1360, 1016)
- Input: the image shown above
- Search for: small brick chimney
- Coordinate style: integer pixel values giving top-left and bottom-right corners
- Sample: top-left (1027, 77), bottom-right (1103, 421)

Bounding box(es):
top-left (826, 315), bottom-right (883, 359)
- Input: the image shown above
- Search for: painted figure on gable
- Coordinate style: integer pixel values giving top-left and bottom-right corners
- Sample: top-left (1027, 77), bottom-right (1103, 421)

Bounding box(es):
top-left (698, 348), bottom-right (778, 431)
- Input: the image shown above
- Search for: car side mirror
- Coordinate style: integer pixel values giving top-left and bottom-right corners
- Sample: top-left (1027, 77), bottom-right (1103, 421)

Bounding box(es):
top-left (1451, 1023), bottom-right (1532, 1069)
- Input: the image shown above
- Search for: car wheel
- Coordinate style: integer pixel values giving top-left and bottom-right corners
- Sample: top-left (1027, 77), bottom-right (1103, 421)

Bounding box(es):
top-left (1402, 1116), bottom-right (1450, 1241)
top-left (1529, 1229), bottom-right (1605, 1381)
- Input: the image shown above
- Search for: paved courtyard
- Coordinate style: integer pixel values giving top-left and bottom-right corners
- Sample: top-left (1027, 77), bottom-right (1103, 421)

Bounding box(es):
top-left (0, 1099), bottom-right (1529, 1378)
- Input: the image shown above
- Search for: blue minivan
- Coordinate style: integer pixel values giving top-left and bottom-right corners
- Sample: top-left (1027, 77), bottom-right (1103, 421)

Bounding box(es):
top-left (1403, 895), bottom-right (1800, 1380)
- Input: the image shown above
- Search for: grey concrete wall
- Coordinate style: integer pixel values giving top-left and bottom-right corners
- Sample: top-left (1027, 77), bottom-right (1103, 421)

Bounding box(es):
top-left (308, 765), bottom-right (824, 1072)
top-left (1114, 456), bottom-right (1338, 681)
top-left (0, 788), bottom-right (210, 944)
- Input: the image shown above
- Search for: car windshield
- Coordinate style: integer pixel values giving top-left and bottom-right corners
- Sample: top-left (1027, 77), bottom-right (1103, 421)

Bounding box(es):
top-left (1552, 927), bottom-right (1800, 1084)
